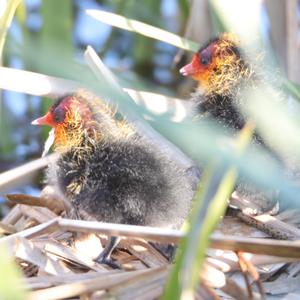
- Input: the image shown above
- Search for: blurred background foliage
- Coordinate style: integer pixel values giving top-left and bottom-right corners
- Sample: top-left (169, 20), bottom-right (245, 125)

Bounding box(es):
top-left (1, 0), bottom-right (300, 196)
top-left (0, 0), bottom-right (299, 185)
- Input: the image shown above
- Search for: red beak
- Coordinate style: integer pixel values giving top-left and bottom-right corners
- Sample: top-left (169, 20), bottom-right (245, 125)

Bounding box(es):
top-left (179, 55), bottom-right (200, 77)
top-left (180, 62), bottom-right (196, 76)
top-left (31, 111), bottom-right (54, 127)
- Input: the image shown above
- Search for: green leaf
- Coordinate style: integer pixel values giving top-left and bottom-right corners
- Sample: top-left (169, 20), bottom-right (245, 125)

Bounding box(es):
top-left (15, 1), bottom-right (26, 24)
top-left (86, 9), bottom-right (199, 52)
top-left (0, 0), bottom-right (21, 62)
top-left (41, 0), bottom-right (73, 51)
top-left (282, 77), bottom-right (300, 102)
top-left (0, 102), bottom-right (15, 156)
top-left (209, 1), bottom-right (227, 33)
top-left (162, 123), bottom-right (254, 300)
top-left (32, 0), bottom-right (74, 75)
top-left (0, 245), bottom-right (27, 300)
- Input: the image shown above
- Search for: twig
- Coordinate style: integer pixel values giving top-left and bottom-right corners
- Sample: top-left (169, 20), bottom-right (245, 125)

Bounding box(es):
top-left (0, 153), bottom-right (58, 193)
top-left (28, 267), bottom-right (165, 300)
top-left (237, 252), bottom-right (265, 298)
top-left (0, 218), bottom-right (59, 242)
top-left (4, 236), bottom-right (68, 275)
top-left (3, 218), bottom-right (300, 258)
top-left (6, 193), bottom-right (64, 214)
top-left (220, 277), bottom-right (252, 300)
top-left (0, 222), bottom-right (17, 234)
top-left (52, 219), bottom-right (300, 257)
top-left (57, 218), bottom-right (182, 244)
top-left (235, 208), bottom-right (300, 240)
top-left (237, 251), bottom-right (254, 299)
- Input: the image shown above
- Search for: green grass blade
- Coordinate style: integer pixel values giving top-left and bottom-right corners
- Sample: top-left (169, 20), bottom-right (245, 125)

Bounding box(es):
top-left (40, 0), bottom-right (73, 54)
top-left (0, 245), bottom-right (27, 300)
top-left (0, 0), bottom-right (21, 157)
top-left (84, 45), bottom-right (144, 121)
top-left (162, 163), bottom-right (236, 300)
top-left (0, 0), bottom-right (21, 62)
top-left (162, 123), bottom-right (254, 300)
top-left (282, 77), bottom-right (300, 102)
top-left (86, 9), bottom-right (198, 52)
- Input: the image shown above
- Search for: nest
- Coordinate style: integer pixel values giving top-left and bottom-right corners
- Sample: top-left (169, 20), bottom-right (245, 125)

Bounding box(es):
top-left (1, 188), bottom-right (300, 300)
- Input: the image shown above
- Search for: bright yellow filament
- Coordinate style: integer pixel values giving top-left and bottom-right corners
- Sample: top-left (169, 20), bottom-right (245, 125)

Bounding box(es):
top-left (52, 91), bottom-right (134, 153)
top-left (195, 33), bottom-right (254, 97)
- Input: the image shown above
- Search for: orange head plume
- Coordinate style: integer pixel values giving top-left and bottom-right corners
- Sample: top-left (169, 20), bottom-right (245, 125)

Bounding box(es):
top-left (32, 95), bottom-right (95, 152)
top-left (180, 33), bottom-right (251, 96)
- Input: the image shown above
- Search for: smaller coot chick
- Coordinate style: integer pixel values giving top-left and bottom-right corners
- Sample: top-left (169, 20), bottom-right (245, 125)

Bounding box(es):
top-left (180, 33), bottom-right (281, 214)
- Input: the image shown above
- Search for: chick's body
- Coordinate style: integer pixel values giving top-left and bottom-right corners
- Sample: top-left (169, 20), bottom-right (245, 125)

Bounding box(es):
top-left (180, 33), bottom-right (281, 213)
top-left (51, 134), bottom-right (190, 228)
top-left (184, 34), bottom-right (255, 132)
top-left (37, 92), bottom-right (192, 230)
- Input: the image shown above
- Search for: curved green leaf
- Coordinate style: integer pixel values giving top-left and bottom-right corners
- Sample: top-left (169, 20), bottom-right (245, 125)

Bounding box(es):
top-left (86, 9), bottom-right (198, 52)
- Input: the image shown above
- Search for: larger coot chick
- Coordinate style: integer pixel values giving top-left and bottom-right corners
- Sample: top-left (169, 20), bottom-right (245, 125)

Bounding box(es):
top-left (32, 90), bottom-right (195, 264)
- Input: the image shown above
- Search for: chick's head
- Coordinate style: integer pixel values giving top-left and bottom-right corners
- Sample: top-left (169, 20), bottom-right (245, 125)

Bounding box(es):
top-left (32, 94), bottom-right (99, 152)
top-left (180, 33), bottom-right (251, 96)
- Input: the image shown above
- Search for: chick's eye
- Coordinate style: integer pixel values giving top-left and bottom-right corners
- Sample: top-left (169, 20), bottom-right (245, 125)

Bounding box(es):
top-left (200, 54), bottom-right (210, 65)
top-left (201, 57), bottom-right (208, 65)
top-left (53, 107), bottom-right (66, 123)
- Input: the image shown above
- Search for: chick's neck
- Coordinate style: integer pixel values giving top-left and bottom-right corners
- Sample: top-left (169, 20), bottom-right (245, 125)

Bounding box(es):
top-left (193, 56), bottom-right (256, 131)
